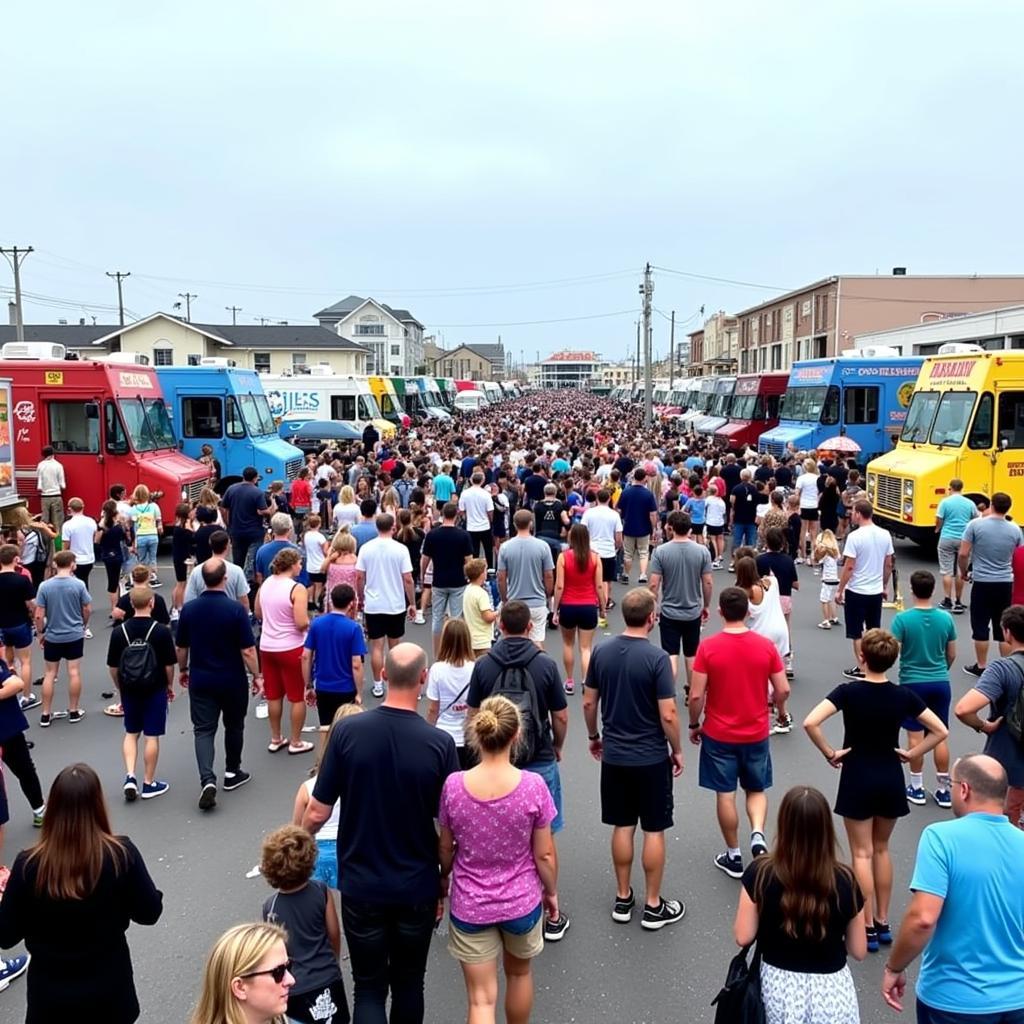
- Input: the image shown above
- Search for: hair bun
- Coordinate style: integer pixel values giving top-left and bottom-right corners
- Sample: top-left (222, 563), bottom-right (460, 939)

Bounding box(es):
top-left (475, 709), bottom-right (498, 737)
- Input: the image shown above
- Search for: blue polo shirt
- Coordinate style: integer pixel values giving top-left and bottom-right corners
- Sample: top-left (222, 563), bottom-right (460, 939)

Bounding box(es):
top-left (351, 522), bottom-right (378, 551)
top-left (433, 474), bottom-right (455, 503)
top-left (912, 813), bottom-right (1024, 1013)
top-left (936, 493), bottom-right (977, 541)
top-left (254, 539), bottom-right (308, 586)
top-left (304, 613), bottom-right (368, 693)
top-left (616, 484), bottom-right (658, 537)
top-left (175, 591), bottom-right (256, 690)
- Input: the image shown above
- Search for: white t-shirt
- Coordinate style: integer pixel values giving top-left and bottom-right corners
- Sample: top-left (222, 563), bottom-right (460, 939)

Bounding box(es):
top-left (458, 486), bottom-right (494, 533)
top-left (303, 530), bottom-right (327, 574)
top-left (842, 522), bottom-right (894, 595)
top-left (795, 473), bottom-right (821, 510)
top-left (61, 515), bottom-right (97, 564)
top-left (705, 495), bottom-right (727, 528)
top-left (355, 536), bottom-right (413, 614)
top-left (425, 660), bottom-right (474, 745)
top-left (581, 505), bottom-right (622, 558)
top-left (303, 777), bottom-right (339, 843)
top-left (333, 502), bottom-right (360, 530)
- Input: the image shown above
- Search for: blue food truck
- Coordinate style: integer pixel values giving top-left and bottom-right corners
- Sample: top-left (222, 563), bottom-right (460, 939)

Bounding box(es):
top-left (758, 353), bottom-right (923, 465)
top-left (157, 365), bottom-right (304, 491)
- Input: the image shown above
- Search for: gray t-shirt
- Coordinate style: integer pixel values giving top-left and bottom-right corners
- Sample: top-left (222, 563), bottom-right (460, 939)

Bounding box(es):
top-left (497, 535), bottom-right (553, 608)
top-left (35, 574), bottom-right (90, 642)
top-left (183, 559), bottom-right (250, 604)
top-left (262, 879), bottom-right (342, 995)
top-left (649, 540), bottom-right (712, 620)
top-left (976, 655), bottom-right (1024, 787)
top-left (962, 517), bottom-right (1023, 583)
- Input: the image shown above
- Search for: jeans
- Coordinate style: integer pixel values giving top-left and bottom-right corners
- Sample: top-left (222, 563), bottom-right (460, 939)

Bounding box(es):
top-left (188, 684), bottom-right (248, 786)
top-left (732, 522), bottom-right (757, 550)
top-left (468, 529), bottom-right (493, 571)
top-left (136, 535), bottom-right (158, 568)
top-left (231, 533), bottom-right (264, 581)
top-left (0, 731), bottom-right (45, 810)
top-left (917, 1001), bottom-right (1024, 1024)
top-left (430, 586), bottom-right (465, 634)
top-left (341, 898), bottom-right (436, 1024)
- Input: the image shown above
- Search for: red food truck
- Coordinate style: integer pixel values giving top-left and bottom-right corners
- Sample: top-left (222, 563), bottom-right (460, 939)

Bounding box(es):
top-left (5, 352), bottom-right (210, 523)
top-left (713, 372), bottom-right (788, 452)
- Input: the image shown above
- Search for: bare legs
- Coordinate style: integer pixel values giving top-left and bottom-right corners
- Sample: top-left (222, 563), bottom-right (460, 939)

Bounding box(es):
top-left (123, 732), bottom-right (160, 785)
top-left (844, 816), bottom-right (897, 928)
top-left (611, 825), bottom-right (666, 908)
top-left (41, 657), bottom-right (82, 715)
top-left (715, 790), bottom-right (767, 848)
top-left (461, 952), bottom-right (534, 1024)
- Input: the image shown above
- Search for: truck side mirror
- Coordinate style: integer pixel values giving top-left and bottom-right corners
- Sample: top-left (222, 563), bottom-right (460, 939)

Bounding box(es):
top-left (1002, 438), bottom-right (1010, 450)
top-left (84, 402), bottom-right (99, 419)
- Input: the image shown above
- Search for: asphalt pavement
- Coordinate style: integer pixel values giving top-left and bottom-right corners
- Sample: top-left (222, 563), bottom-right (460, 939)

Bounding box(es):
top-left (0, 539), bottom-right (985, 1023)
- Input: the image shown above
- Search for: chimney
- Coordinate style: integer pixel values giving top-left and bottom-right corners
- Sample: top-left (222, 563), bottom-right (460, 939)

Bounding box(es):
top-left (7, 301), bottom-right (15, 326)
top-left (79, 317), bottom-right (86, 325)
top-left (892, 267), bottom-right (907, 276)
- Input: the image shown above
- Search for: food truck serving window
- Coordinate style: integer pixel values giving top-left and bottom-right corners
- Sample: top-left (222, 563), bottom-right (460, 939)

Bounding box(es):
top-left (49, 402), bottom-right (100, 454)
top-left (183, 397), bottom-right (223, 438)
top-left (119, 398), bottom-right (176, 452)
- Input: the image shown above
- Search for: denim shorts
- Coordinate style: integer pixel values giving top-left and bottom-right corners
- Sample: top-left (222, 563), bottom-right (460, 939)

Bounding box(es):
top-left (313, 837), bottom-right (338, 889)
top-left (901, 680), bottom-right (951, 732)
top-left (523, 758), bottom-right (563, 834)
top-left (0, 622), bottom-right (33, 649)
top-left (136, 535), bottom-right (159, 566)
top-left (698, 734), bottom-right (773, 793)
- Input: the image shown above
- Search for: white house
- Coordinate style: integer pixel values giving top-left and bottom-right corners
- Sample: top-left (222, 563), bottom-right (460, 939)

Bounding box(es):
top-left (314, 296), bottom-right (425, 376)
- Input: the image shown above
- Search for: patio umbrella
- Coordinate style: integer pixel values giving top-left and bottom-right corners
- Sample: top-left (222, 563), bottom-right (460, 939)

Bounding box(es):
top-left (817, 435), bottom-right (862, 454)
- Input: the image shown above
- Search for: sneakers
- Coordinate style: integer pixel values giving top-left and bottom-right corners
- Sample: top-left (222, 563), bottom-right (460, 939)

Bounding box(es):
top-left (952, 601), bottom-right (966, 615)
top-left (611, 887), bottom-right (635, 923)
top-left (84, 628), bottom-right (93, 639)
top-left (939, 597), bottom-right (953, 610)
top-left (830, 617), bottom-right (840, 625)
top-left (39, 714), bottom-right (51, 728)
top-left (712, 560), bottom-right (723, 570)
top-left (170, 607), bottom-right (180, 622)
top-left (124, 775), bottom-right (139, 803)
top-left (963, 663), bottom-right (984, 678)
top-left (714, 851), bottom-right (744, 879)
top-left (816, 621), bottom-right (832, 630)
top-left (770, 715), bottom-right (793, 735)
top-left (141, 780), bottom-right (169, 800)
top-left (198, 783), bottom-right (218, 811)
top-left (641, 898), bottom-right (685, 931)
top-left (222, 769), bottom-right (251, 791)
top-left (598, 616), bottom-right (608, 628)
top-left (149, 576), bottom-right (163, 587)
top-left (874, 919), bottom-right (893, 945)
top-left (68, 709), bottom-right (84, 724)
top-left (934, 788), bottom-right (952, 809)
top-left (842, 666), bottom-right (865, 679)
top-left (371, 681), bottom-right (385, 698)
top-left (750, 832), bottom-right (768, 858)
top-left (866, 925), bottom-right (880, 953)
top-left (785, 663), bottom-right (794, 679)
top-left (906, 784), bottom-right (927, 806)
top-left (18, 693), bottom-right (40, 711)
top-left (637, 574), bottom-right (648, 584)
top-left (543, 912), bottom-right (571, 941)
top-left (618, 573), bottom-right (630, 585)
top-left (0, 954), bottom-right (29, 987)
top-left (413, 610), bottom-right (425, 625)
top-left (563, 678), bottom-right (575, 695)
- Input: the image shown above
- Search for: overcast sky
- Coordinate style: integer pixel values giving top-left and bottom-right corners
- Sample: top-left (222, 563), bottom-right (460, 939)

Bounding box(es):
top-left (3, 1), bottom-right (1022, 362)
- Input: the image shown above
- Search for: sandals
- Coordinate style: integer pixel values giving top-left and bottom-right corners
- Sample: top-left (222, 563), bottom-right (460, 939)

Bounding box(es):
top-left (104, 703), bottom-right (125, 717)
top-left (267, 738), bottom-right (288, 753)
top-left (288, 741), bottom-right (315, 755)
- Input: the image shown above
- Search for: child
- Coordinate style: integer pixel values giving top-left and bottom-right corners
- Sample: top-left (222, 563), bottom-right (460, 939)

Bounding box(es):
top-left (815, 529), bottom-right (841, 628)
top-left (170, 502), bottom-right (194, 619)
top-left (462, 558), bottom-right (497, 658)
top-left (786, 493), bottom-right (802, 560)
top-left (303, 514), bottom-right (329, 612)
top-left (323, 532), bottom-right (358, 614)
top-left (315, 478), bottom-right (333, 527)
top-left (260, 824), bottom-right (348, 1024)
top-left (704, 486), bottom-right (727, 567)
top-left (682, 485), bottom-right (706, 538)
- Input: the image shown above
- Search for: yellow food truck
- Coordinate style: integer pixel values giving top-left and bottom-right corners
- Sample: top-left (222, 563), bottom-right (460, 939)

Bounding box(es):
top-left (866, 347), bottom-right (1024, 544)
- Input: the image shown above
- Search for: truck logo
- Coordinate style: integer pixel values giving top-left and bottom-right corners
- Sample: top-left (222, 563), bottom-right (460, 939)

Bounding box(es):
top-left (118, 372), bottom-right (153, 389)
top-left (13, 401), bottom-right (35, 423)
top-left (16, 428), bottom-right (30, 443)
top-left (897, 383), bottom-right (914, 408)
top-left (1009, 462), bottom-right (1024, 478)
top-left (928, 360), bottom-right (975, 381)
top-left (44, 371), bottom-right (64, 386)
top-left (267, 390), bottom-right (320, 416)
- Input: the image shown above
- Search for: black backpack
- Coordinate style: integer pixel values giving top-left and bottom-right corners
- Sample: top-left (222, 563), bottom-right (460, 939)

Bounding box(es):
top-left (118, 623), bottom-right (160, 691)
top-left (711, 944), bottom-right (765, 1024)
top-left (1005, 652), bottom-right (1024, 746)
top-left (493, 649), bottom-right (544, 767)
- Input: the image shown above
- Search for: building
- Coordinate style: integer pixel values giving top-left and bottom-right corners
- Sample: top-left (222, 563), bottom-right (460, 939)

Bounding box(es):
top-left (736, 274), bottom-right (1024, 375)
top-left (855, 304), bottom-right (1024, 357)
top-left (313, 295), bottom-right (424, 375)
top-left (686, 330), bottom-right (704, 376)
top-left (699, 311), bottom-right (739, 375)
top-left (600, 362), bottom-right (634, 388)
top-left (428, 344), bottom-right (492, 381)
top-left (539, 350), bottom-right (600, 389)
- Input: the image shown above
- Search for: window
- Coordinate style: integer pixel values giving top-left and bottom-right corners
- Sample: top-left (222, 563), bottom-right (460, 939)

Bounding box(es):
top-left (187, 354), bottom-right (202, 366)
top-left (390, 344), bottom-right (400, 355)
top-left (254, 352), bottom-right (271, 373)
top-left (292, 352), bottom-right (306, 372)
top-left (843, 386), bottom-right (879, 424)
top-left (770, 344), bottom-right (782, 370)
top-left (355, 324), bottom-right (385, 336)
top-left (225, 397), bottom-right (245, 438)
top-left (969, 393), bottom-right (994, 449)
top-left (902, 391), bottom-right (940, 442)
top-left (929, 392), bottom-right (977, 447)
top-left (49, 401), bottom-right (99, 453)
top-left (117, 399), bottom-right (176, 451)
top-left (813, 336), bottom-right (827, 358)
top-left (821, 386), bottom-right (840, 425)
top-left (104, 401), bottom-right (128, 454)
top-left (182, 397), bottom-right (223, 438)
top-left (331, 395), bottom-right (357, 420)
top-left (997, 391), bottom-right (1024, 449)
top-left (153, 347), bottom-right (173, 366)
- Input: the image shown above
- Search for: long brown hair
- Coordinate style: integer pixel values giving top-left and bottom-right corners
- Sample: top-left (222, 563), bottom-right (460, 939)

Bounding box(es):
top-left (754, 786), bottom-right (854, 940)
top-left (567, 523), bottom-right (591, 570)
top-left (437, 617), bottom-right (474, 667)
top-left (734, 554), bottom-right (761, 591)
top-left (27, 763), bottom-right (126, 900)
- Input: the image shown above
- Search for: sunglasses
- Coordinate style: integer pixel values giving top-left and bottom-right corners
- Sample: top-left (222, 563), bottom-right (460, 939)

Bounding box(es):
top-left (240, 960), bottom-right (292, 984)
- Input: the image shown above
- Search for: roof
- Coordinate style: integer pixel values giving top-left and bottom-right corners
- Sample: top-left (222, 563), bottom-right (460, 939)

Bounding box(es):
top-left (432, 344), bottom-right (493, 362)
top-left (312, 295), bottom-right (365, 319)
top-left (542, 350), bottom-right (598, 363)
top-left (856, 304), bottom-right (1024, 343)
top-left (195, 323), bottom-right (367, 351)
top-left (0, 323), bottom-right (118, 347)
top-left (466, 342), bottom-right (504, 361)
top-left (314, 295), bottom-right (424, 329)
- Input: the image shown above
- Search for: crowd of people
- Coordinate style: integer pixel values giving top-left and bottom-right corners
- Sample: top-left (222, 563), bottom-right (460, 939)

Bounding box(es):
top-left (0, 389), bottom-right (1021, 1023)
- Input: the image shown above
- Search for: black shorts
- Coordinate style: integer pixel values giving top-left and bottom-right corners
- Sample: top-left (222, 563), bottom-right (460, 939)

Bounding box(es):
top-left (103, 557), bottom-right (123, 594)
top-left (308, 572), bottom-right (327, 584)
top-left (0, 769), bottom-right (8, 827)
top-left (316, 688), bottom-right (357, 725)
top-left (600, 557), bottom-right (618, 584)
top-left (706, 524), bottom-right (724, 537)
top-left (600, 759), bottom-right (673, 832)
top-left (843, 590), bottom-right (883, 639)
top-left (364, 611), bottom-right (406, 640)
top-left (558, 604), bottom-right (598, 631)
top-left (43, 638), bottom-right (85, 663)
top-left (173, 559), bottom-right (189, 583)
top-left (659, 614), bottom-right (702, 658)
top-left (800, 508), bottom-right (819, 521)
top-left (970, 581), bottom-right (1013, 642)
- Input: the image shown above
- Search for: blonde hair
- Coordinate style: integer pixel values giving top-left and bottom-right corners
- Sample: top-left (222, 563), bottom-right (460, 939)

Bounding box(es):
top-left (338, 485), bottom-right (355, 506)
top-left (330, 531), bottom-right (356, 556)
top-left (464, 557), bottom-right (487, 583)
top-left (380, 486), bottom-right (399, 511)
top-left (814, 529), bottom-right (840, 560)
top-left (802, 459), bottom-right (818, 475)
top-left (191, 922), bottom-right (289, 1024)
top-left (199, 487), bottom-right (219, 508)
top-left (466, 695), bottom-right (520, 755)
top-left (313, 702), bottom-right (364, 774)
top-left (132, 484), bottom-right (150, 504)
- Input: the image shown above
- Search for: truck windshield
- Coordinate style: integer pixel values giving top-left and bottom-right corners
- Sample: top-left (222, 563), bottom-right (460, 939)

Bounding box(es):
top-left (730, 394), bottom-right (765, 420)
top-left (901, 391), bottom-right (941, 443)
top-left (780, 386), bottom-right (827, 421)
top-left (422, 390), bottom-right (439, 408)
top-left (238, 394), bottom-right (277, 437)
top-left (359, 395), bottom-right (381, 420)
top-left (378, 392), bottom-right (397, 416)
top-left (120, 398), bottom-right (176, 451)
top-left (928, 392), bottom-right (977, 447)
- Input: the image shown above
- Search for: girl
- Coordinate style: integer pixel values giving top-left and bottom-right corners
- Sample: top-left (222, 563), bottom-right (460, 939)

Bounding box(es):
top-left (332, 485), bottom-right (360, 533)
top-left (814, 529), bottom-right (842, 629)
top-left (704, 485), bottom-right (727, 568)
top-left (794, 459), bottom-right (821, 563)
top-left (425, 618), bottom-right (476, 769)
top-left (324, 532), bottom-right (358, 614)
top-left (170, 502), bottom-right (194, 617)
top-left (96, 499), bottom-right (127, 616)
top-left (552, 523), bottom-right (603, 695)
top-left (197, 486), bottom-right (224, 527)
top-left (11, 507), bottom-right (56, 590)
top-left (129, 485), bottom-right (162, 587)
top-left (395, 508), bottom-right (425, 624)
top-left (302, 514), bottom-right (329, 611)
top-left (290, 467), bottom-right (313, 526)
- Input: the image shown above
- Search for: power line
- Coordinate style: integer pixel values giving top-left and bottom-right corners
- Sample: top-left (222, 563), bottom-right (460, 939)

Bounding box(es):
top-left (652, 265), bottom-right (791, 291)
top-left (426, 309), bottom-right (638, 329)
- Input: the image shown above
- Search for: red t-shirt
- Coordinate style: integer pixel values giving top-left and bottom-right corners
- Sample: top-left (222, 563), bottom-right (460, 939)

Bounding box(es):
top-left (290, 478), bottom-right (312, 510)
top-left (1013, 547), bottom-right (1024, 606)
top-left (692, 629), bottom-right (784, 743)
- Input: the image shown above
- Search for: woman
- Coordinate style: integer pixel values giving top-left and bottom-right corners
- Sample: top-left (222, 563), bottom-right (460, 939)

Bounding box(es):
top-left (129, 484), bottom-right (162, 585)
top-left (819, 474), bottom-right (841, 537)
top-left (198, 443), bottom-right (221, 487)
top-left (332, 485), bottom-right (360, 531)
top-left (794, 459), bottom-right (821, 563)
top-left (254, 547), bottom-right (312, 755)
top-left (396, 508), bottom-right (425, 624)
top-left (552, 523), bottom-right (604, 695)
top-left (733, 786), bottom-right (867, 1024)
top-left (804, 628), bottom-right (947, 952)
top-left (0, 763), bottom-right (163, 1023)
top-left (439, 696), bottom-right (558, 1024)
top-left (426, 618), bottom-right (476, 769)
top-left (191, 922), bottom-right (295, 1024)
top-left (96, 498), bottom-right (128, 616)
top-left (11, 506), bottom-right (56, 589)
top-left (171, 501), bottom-right (195, 616)
top-left (198, 486), bottom-right (225, 527)
top-left (323, 531), bottom-right (358, 614)
top-left (757, 489), bottom-right (789, 549)
top-left (290, 466), bottom-right (313, 525)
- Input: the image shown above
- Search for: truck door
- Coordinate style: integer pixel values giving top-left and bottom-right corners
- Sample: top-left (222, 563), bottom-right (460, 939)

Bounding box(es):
top-left (842, 385), bottom-right (880, 459)
top-left (179, 392), bottom-right (251, 485)
top-left (45, 392), bottom-right (105, 507)
top-left (993, 385), bottom-right (1024, 509)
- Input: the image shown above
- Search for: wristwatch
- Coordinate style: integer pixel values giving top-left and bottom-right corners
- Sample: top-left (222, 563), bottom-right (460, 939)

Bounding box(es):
top-left (588, 732), bottom-right (601, 741)
top-left (688, 722), bottom-right (701, 729)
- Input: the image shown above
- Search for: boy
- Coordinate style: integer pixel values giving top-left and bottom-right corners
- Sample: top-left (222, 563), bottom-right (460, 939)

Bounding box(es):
top-left (302, 583), bottom-right (367, 722)
top-left (462, 558), bottom-right (497, 658)
top-left (0, 656), bottom-right (46, 827)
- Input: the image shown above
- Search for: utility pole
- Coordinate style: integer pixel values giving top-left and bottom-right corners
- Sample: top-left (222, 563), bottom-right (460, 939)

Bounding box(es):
top-left (634, 321), bottom-right (640, 383)
top-left (669, 310), bottom-right (676, 382)
top-left (177, 292), bottom-right (197, 322)
top-left (641, 263), bottom-right (653, 426)
top-left (225, 305), bottom-right (242, 325)
top-left (0, 245), bottom-right (33, 345)
top-left (255, 316), bottom-right (271, 326)
top-left (106, 270), bottom-right (130, 326)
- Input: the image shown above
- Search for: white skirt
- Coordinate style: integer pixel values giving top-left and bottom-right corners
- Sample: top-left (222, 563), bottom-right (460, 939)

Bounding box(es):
top-left (760, 962), bottom-right (860, 1024)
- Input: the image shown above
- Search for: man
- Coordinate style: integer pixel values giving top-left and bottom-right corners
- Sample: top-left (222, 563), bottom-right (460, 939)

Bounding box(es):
top-left (182, 530), bottom-right (250, 609)
top-left (892, 570), bottom-right (958, 809)
top-left (837, 500), bottom-right (895, 679)
top-left (356, 513), bottom-right (415, 698)
top-left (955, 604), bottom-right (1024, 830)
top-left (254, 512), bottom-right (304, 586)
top-left (467, 600), bottom-right (570, 940)
top-left (458, 471), bottom-right (494, 571)
top-left (688, 586), bottom-right (789, 877)
top-left (582, 588), bottom-right (685, 931)
top-left (534, 482), bottom-right (569, 564)
top-left (61, 497), bottom-right (98, 596)
top-left (347, 454), bottom-right (367, 489)
top-left (36, 445), bottom-right (66, 533)
top-left (729, 468), bottom-right (760, 555)
top-left (582, 488), bottom-right (623, 613)
top-left (958, 492), bottom-right (1022, 677)
top-left (0, 544), bottom-right (38, 711)
top-left (361, 420), bottom-right (379, 453)
top-left (303, 583), bottom-right (367, 716)
top-left (497, 509), bottom-right (554, 648)
top-left (351, 498), bottom-right (380, 551)
top-left (522, 460), bottom-right (548, 509)
top-left (176, 560), bottom-right (262, 811)
top-left (0, 654), bottom-right (46, 828)
top-left (719, 452), bottom-right (742, 496)
top-left (881, 754), bottom-right (1024, 1021)
top-left (935, 478), bottom-right (976, 612)
top-left (647, 511), bottom-right (712, 688)
top-left (106, 586), bottom-right (176, 801)
top-left (303, 644), bottom-right (458, 1024)
top-left (432, 463), bottom-right (456, 511)
top-left (34, 549), bottom-right (91, 727)
top-left (420, 502), bottom-right (473, 656)
top-left (616, 468), bottom-right (658, 585)
top-left (219, 466), bottom-right (272, 578)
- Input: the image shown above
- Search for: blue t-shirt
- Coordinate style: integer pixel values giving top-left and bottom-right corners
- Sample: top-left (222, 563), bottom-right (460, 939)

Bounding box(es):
top-left (433, 474), bottom-right (455, 503)
top-left (616, 484), bottom-right (658, 537)
top-left (682, 496), bottom-right (706, 525)
top-left (219, 481), bottom-right (268, 538)
top-left (304, 613), bottom-right (368, 693)
top-left (0, 660), bottom-right (29, 742)
top-left (351, 523), bottom-right (378, 552)
top-left (936, 493), bottom-right (977, 541)
top-left (35, 575), bottom-right (90, 642)
top-left (551, 458), bottom-right (570, 476)
top-left (176, 591), bottom-right (256, 690)
top-left (912, 813), bottom-right (1024, 1013)
top-left (254, 539), bottom-right (308, 586)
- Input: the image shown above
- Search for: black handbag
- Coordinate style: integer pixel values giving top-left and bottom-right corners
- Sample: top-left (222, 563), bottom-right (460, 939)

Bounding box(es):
top-left (711, 942), bottom-right (766, 1024)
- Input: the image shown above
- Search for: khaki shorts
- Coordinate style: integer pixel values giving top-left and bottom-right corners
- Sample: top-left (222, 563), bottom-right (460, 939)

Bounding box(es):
top-left (448, 915), bottom-right (544, 964)
top-left (528, 605), bottom-right (548, 643)
top-left (623, 534), bottom-right (650, 560)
